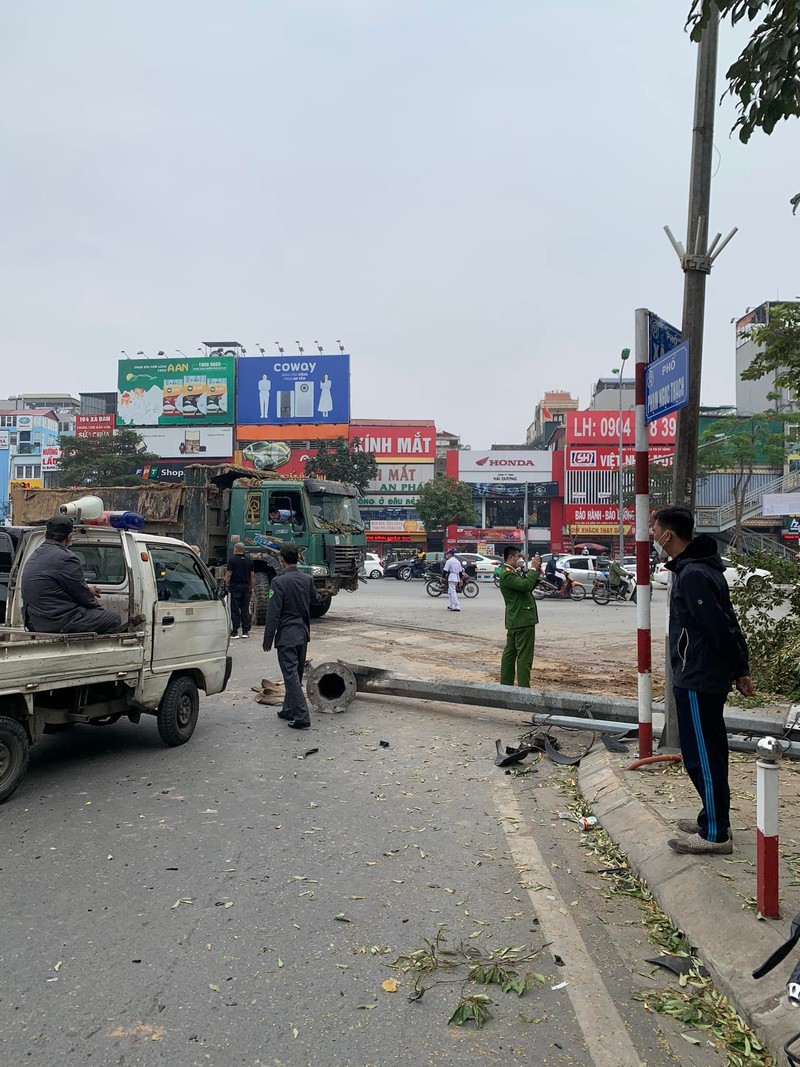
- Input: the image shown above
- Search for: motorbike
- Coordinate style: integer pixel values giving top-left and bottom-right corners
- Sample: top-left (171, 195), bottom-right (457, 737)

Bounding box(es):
top-left (385, 558), bottom-right (430, 581)
top-left (592, 572), bottom-right (637, 605)
top-left (425, 574), bottom-right (479, 599)
top-left (532, 572), bottom-right (586, 601)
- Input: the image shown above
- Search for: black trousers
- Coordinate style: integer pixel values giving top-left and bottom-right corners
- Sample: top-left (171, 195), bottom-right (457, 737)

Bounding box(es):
top-left (673, 687), bottom-right (730, 843)
top-left (277, 642), bottom-right (310, 725)
top-left (229, 583), bottom-right (252, 635)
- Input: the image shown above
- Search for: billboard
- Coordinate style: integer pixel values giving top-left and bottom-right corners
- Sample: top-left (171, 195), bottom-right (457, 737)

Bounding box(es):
top-left (350, 423), bottom-right (436, 461)
top-left (117, 356), bottom-right (235, 426)
top-left (137, 426), bottom-right (233, 460)
top-left (366, 462), bottom-right (434, 496)
top-left (75, 413), bottom-right (115, 438)
top-left (458, 451), bottom-right (552, 485)
top-left (235, 444), bottom-right (315, 476)
top-left (565, 411), bottom-right (676, 445)
top-left (235, 423), bottom-right (348, 443)
top-left (236, 354), bottom-right (350, 426)
top-left (0, 431), bottom-right (8, 449)
top-left (366, 519), bottom-right (425, 533)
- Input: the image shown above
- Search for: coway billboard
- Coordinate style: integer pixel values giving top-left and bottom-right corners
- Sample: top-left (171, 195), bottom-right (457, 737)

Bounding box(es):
top-left (236, 354), bottom-right (350, 427)
top-left (137, 426), bottom-right (233, 460)
top-left (458, 451), bottom-right (552, 485)
top-left (117, 356), bottom-right (235, 426)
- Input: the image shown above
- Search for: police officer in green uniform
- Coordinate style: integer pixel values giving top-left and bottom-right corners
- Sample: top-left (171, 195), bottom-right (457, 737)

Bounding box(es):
top-left (498, 545), bottom-right (542, 688)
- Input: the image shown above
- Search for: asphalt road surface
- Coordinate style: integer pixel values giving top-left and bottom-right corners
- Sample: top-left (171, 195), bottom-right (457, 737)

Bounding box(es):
top-left (2, 580), bottom-right (723, 1067)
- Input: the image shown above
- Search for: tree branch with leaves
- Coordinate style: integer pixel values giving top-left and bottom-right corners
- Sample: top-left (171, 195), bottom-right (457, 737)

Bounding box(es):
top-left (687, 0), bottom-right (800, 210)
top-left (415, 477), bottom-right (477, 532)
top-left (58, 428), bottom-right (159, 487)
top-left (303, 436), bottom-right (378, 496)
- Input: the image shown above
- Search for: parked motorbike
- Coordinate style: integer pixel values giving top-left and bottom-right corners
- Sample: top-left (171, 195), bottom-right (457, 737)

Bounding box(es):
top-left (425, 575), bottom-right (479, 599)
top-left (385, 558), bottom-right (429, 581)
top-left (592, 573), bottom-right (637, 605)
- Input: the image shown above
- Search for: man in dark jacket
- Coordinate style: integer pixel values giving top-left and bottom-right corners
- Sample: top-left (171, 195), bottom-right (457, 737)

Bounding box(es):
top-left (262, 544), bottom-right (318, 730)
top-left (652, 506), bottom-right (755, 855)
top-left (21, 516), bottom-right (122, 634)
top-left (225, 542), bottom-right (254, 639)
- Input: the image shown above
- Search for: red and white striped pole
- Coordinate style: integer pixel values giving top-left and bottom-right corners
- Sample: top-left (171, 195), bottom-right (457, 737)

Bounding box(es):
top-left (756, 737), bottom-right (782, 919)
top-left (634, 309), bottom-right (652, 759)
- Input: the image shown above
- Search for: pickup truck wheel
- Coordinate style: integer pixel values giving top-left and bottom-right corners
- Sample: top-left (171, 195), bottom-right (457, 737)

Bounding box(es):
top-left (251, 572), bottom-right (271, 627)
top-left (0, 717), bottom-right (30, 803)
top-left (157, 676), bottom-right (199, 746)
top-left (310, 596), bottom-right (332, 619)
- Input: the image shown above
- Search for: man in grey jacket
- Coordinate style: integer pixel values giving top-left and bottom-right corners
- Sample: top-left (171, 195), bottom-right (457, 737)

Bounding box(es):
top-left (21, 516), bottom-right (122, 634)
top-left (262, 544), bottom-right (319, 730)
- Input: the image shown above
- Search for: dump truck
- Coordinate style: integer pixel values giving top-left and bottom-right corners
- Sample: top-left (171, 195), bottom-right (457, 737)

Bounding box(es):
top-left (9, 465), bottom-right (367, 623)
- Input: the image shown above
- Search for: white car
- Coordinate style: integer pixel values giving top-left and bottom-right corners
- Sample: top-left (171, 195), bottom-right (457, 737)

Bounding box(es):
top-left (360, 552), bottom-right (384, 579)
top-left (652, 555), bottom-right (770, 589)
top-left (456, 552), bottom-right (502, 575)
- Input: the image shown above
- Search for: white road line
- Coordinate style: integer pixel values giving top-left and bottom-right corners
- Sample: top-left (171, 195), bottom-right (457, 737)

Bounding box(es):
top-left (493, 780), bottom-right (644, 1067)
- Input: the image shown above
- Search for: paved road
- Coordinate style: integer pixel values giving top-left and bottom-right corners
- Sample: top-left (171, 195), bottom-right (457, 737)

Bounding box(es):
top-left (2, 584), bottom-right (721, 1067)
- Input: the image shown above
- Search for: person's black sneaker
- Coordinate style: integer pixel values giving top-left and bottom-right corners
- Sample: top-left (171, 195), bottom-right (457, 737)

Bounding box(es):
top-left (288, 720), bottom-right (311, 730)
top-left (277, 711), bottom-right (293, 721)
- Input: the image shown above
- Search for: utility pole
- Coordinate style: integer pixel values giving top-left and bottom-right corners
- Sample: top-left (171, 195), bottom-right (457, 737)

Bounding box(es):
top-left (660, 5), bottom-right (737, 751)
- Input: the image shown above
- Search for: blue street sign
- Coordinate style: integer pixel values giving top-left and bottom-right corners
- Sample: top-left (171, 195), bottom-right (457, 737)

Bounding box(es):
top-left (645, 341), bottom-right (689, 423)
top-left (648, 313), bottom-right (682, 364)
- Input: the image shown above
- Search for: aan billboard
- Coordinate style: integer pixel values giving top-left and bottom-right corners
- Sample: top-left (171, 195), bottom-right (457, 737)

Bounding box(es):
top-left (117, 356), bottom-right (235, 426)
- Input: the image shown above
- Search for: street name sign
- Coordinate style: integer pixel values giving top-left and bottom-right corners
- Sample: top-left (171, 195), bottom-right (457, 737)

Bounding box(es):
top-left (645, 340), bottom-right (689, 424)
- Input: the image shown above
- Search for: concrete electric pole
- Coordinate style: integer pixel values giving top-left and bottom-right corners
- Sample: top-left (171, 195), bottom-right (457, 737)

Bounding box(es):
top-left (660, 5), bottom-right (737, 751)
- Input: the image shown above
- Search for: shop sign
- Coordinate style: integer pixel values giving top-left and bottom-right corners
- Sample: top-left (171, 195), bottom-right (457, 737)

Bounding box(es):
top-left (365, 519), bottom-right (425, 533)
top-left (0, 431), bottom-right (8, 449)
top-left (41, 446), bottom-right (62, 470)
top-left (350, 423), bottom-right (436, 460)
top-left (566, 445), bottom-right (674, 470)
top-left (458, 450), bottom-right (552, 484)
top-left (563, 503), bottom-right (633, 535)
top-left (454, 527), bottom-right (523, 543)
top-left (365, 463), bottom-right (434, 496)
top-left (565, 411), bottom-right (676, 445)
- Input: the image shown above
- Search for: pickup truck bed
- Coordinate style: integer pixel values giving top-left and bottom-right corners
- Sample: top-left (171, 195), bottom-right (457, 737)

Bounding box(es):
top-left (0, 628), bottom-right (145, 698)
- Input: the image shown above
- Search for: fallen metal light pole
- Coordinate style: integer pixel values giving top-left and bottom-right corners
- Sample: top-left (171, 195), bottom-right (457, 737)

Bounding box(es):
top-left (305, 661), bottom-right (800, 757)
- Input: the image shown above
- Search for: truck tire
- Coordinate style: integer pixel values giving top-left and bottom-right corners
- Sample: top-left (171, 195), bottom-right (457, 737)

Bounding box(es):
top-left (157, 676), bottom-right (199, 747)
top-left (251, 572), bottom-right (271, 626)
top-left (0, 717), bottom-right (30, 803)
top-left (310, 596), bottom-right (332, 618)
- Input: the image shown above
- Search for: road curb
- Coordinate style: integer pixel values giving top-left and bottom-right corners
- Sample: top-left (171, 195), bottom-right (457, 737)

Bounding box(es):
top-left (578, 747), bottom-right (800, 1062)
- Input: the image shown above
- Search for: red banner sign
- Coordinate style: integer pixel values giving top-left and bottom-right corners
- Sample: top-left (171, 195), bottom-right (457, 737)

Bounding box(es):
top-left (565, 411), bottom-right (676, 445)
top-left (350, 422), bottom-right (436, 461)
top-left (75, 413), bottom-right (115, 438)
top-left (563, 503), bottom-right (634, 535)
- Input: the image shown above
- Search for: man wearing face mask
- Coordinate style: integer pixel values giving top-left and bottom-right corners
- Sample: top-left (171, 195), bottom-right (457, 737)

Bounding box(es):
top-left (651, 506), bottom-right (755, 855)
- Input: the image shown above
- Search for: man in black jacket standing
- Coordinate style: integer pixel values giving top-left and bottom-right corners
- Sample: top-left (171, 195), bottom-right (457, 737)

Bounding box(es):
top-left (225, 542), bottom-right (254, 639)
top-left (262, 544), bottom-right (318, 730)
top-left (652, 506), bottom-right (756, 855)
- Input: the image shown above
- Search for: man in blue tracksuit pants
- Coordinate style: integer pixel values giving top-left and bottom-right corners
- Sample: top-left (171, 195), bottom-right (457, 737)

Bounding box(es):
top-left (652, 506), bottom-right (756, 856)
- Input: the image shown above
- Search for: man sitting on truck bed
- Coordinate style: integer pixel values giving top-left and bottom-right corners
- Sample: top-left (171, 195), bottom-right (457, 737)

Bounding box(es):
top-left (21, 516), bottom-right (123, 635)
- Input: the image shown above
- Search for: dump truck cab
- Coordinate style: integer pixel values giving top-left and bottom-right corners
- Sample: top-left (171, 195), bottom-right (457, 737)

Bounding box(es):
top-left (228, 477), bottom-right (367, 620)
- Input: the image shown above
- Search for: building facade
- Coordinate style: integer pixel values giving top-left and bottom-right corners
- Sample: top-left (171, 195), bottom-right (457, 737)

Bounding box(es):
top-left (1, 408), bottom-right (61, 516)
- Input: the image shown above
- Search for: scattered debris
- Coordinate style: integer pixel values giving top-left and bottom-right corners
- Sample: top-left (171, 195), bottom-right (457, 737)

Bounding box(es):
top-left (252, 679), bottom-right (285, 706)
top-left (646, 955), bottom-right (709, 979)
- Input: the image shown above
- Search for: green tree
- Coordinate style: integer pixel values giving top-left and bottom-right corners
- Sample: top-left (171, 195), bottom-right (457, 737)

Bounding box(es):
top-left (303, 437), bottom-right (378, 496)
top-left (58, 428), bottom-right (158, 487)
top-left (697, 414), bottom-right (792, 548)
top-left (687, 0), bottom-right (800, 210)
top-left (415, 477), bottom-right (477, 532)
top-left (739, 302), bottom-right (800, 391)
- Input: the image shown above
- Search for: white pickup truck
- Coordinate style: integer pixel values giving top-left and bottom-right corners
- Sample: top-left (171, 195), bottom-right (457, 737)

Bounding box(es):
top-left (0, 524), bottom-right (231, 802)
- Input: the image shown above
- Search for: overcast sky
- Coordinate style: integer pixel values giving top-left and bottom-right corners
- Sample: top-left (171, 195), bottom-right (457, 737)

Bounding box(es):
top-left (1, 2), bottom-right (796, 448)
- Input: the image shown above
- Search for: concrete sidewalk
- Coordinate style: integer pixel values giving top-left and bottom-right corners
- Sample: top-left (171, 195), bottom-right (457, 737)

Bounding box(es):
top-left (579, 742), bottom-right (800, 1062)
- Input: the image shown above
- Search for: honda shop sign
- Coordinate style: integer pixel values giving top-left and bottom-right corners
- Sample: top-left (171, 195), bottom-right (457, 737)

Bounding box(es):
top-left (458, 450), bottom-right (552, 484)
